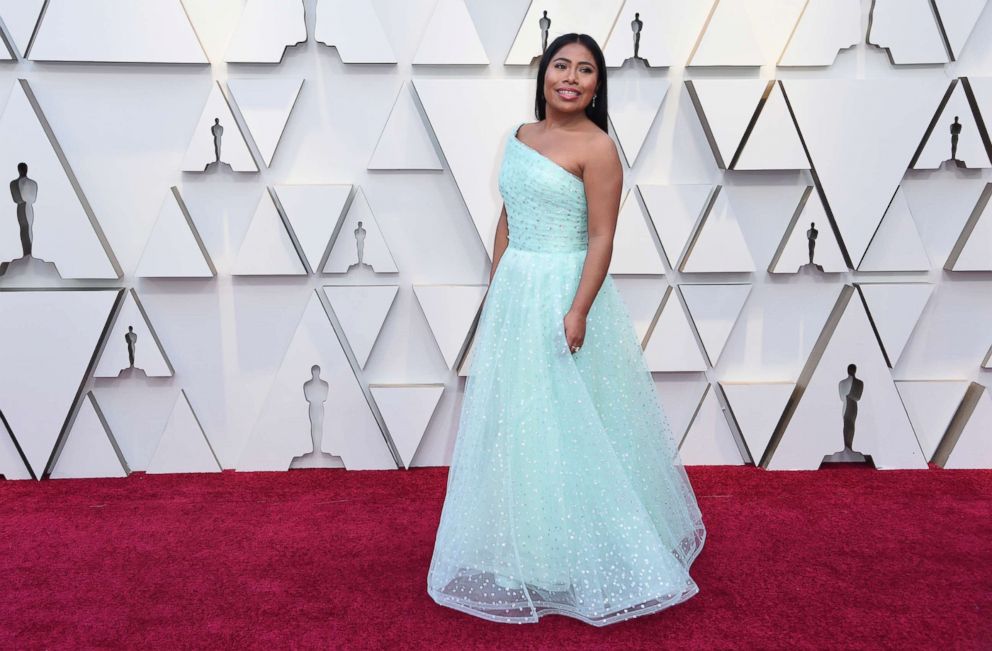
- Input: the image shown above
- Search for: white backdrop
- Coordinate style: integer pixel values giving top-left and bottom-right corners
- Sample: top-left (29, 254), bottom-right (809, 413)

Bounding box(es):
top-left (1, 0), bottom-right (991, 479)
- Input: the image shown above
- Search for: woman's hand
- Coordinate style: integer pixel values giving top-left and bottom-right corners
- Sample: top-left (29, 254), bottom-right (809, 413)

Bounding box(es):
top-left (563, 309), bottom-right (586, 354)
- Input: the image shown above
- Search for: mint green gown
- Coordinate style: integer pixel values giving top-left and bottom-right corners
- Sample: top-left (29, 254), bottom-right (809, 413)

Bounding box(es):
top-left (427, 122), bottom-right (706, 626)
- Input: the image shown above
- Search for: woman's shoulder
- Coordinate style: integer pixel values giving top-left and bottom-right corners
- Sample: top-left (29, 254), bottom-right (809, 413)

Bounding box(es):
top-left (582, 126), bottom-right (614, 154)
top-left (575, 125), bottom-right (620, 171)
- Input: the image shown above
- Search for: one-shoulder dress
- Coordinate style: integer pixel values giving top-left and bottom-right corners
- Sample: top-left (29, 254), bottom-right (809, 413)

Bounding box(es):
top-left (427, 122), bottom-right (706, 626)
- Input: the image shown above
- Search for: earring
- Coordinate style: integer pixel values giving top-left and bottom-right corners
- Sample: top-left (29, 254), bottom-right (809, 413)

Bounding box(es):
top-left (592, 94), bottom-right (597, 108)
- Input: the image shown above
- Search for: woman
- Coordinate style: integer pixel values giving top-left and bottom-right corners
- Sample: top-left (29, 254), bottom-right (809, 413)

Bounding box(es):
top-left (427, 33), bottom-right (706, 627)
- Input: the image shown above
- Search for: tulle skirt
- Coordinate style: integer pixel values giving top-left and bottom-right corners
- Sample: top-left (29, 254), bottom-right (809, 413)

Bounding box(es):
top-left (427, 244), bottom-right (706, 626)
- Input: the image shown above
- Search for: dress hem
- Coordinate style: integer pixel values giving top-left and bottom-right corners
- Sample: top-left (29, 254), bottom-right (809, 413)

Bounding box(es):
top-left (427, 528), bottom-right (707, 627)
top-left (428, 578), bottom-right (700, 627)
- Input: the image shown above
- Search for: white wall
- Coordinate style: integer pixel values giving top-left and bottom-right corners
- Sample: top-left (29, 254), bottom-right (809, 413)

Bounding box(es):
top-left (1, 0), bottom-right (991, 478)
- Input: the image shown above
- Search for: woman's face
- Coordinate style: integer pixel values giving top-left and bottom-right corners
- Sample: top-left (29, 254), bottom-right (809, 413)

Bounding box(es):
top-left (543, 42), bottom-right (598, 114)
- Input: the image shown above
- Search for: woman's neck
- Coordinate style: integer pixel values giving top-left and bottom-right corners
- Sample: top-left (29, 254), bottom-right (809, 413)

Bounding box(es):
top-left (542, 107), bottom-right (589, 132)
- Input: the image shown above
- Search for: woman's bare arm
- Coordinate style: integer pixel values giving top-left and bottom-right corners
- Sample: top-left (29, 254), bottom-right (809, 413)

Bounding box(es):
top-left (569, 135), bottom-right (623, 317)
top-left (489, 203), bottom-right (509, 283)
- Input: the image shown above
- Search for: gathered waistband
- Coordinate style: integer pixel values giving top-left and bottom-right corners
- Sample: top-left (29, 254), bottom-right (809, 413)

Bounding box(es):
top-left (506, 242), bottom-right (588, 255)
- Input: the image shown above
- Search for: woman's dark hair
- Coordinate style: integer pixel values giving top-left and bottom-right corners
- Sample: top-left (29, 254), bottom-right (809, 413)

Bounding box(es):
top-left (534, 33), bottom-right (608, 133)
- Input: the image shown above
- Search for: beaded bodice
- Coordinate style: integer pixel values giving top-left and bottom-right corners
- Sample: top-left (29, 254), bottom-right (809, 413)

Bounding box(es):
top-left (498, 123), bottom-right (588, 253)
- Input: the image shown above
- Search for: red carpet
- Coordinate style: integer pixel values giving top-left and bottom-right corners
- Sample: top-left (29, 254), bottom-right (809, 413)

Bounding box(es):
top-left (0, 465), bottom-right (988, 649)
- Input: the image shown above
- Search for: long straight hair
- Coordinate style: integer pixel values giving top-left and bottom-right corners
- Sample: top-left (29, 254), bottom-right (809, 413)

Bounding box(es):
top-left (534, 33), bottom-right (608, 133)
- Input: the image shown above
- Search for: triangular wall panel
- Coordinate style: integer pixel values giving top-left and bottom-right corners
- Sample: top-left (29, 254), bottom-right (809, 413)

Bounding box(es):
top-left (0, 80), bottom-right (120, 279)
top-left (783, 78), bottom-right (949, 265)
top-left (90, 385), bottom-right (181, 472)
top-left (656, 377), bottom-right (711, 444)
top-left (50, 393), bottom-right (128, 479)
top-left (967, 78), bottom-right (992, 153)
top-left (323, 285), bottom-right (399, 369)
top-left (0, 289), bottom-right (119, 477)
top-left (721, 382), bottom-right (795, 465)
top-left (135, 188), bottom-right (216, 278)
top-left (679, 283), bottom-right (751, 366)
top-left (692, 0), bottom-right (808, 67)
top-left (867, 0), bottom-right (949, 64)
top-left (368, 82), bottom-right (443, 170)
top-left (0, 415), bottom-right (32, 480)
top-left (767, 287), bottom-right (927, 470)
top-left (913, 81), bottom-right (990, 170)
top-left (769, 188), bottom-right (847, 274)
top-left (608, 189), bottom-right (665, 275)
top-left (685, 79), bottom-right (768, 168)
top-left (940, 382), bottom-right (992, 469)
top-left (934, 0), bottom-right (989, 59)
top-left (859, 187), bottom-right (931, 272)
top-left (146, 389), bottom-right (222, 474)
top-left (225, 0), bottom-right (306, 63)
top-left (614, 279), bottom-right (670, 343)
top-left (779, 0), bottom-right (861, 66)
top-left (680, 189), bottom-right (755, 273)
top-left (237, 291), bottom-right (393, 471)
top-left (734, 82), bottom-right (809, 171)
top-left (639, 184), bottom-right (715, 269)
top-left (679, 385), bottom-right (745, 465)
top-left (227, 77), bottom-right (303, 167)
top-left (858, 283), bottom-right (934, 368)
top-left (29, 0), bottom-right (207, 63)
top-left (689, 0), bottom-right (766, 67)
top-left (456, 328), bottom-right (476, 377)
top-left (643, 287), bottom-right (708, 372)
top-left (945, 183), bottom-right (992, 271)
top-left (181, 81), bottom-right (257, 172)
top-left (276, 184), bottom-right (352, 273)
top-left (896, 380), bottom-right (971, 459)
top-left (413, 285), bottom-right (487, 370)
top-left (901, 177), bottom-right (988, 266)
top-left (412, 0), bottom-right (488, 65)
top-left (323, 187), bottom-right (398, 274)
top-left (315, 0), bottom-right (397, 63)
top-left (369, 384), bottom-right (445, 468)
top-left (0, 0), bottom-right (45, 58)
top-left (95, 288), bottom-right (174, 378)
top-left (232, 189), bottom-right (306, 276)
top-left (608, 75), bottom-right (669, 166)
